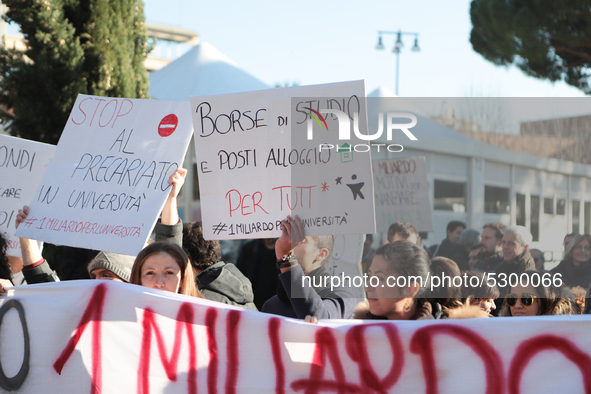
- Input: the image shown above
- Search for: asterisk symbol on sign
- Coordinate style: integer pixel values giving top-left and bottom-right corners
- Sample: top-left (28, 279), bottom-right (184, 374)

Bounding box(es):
top-left (321, 182), bottom-right (329, 192)
top-left (335, 177), bottom-right (342, 185)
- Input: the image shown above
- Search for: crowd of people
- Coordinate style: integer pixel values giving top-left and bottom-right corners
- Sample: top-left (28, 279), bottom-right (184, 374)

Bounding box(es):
top-left (1, 168), bottom-right (590, 323)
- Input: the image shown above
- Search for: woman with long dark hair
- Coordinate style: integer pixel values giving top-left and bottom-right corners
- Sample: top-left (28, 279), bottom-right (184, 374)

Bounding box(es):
top-left (501, 270), bottom-right (578, 316)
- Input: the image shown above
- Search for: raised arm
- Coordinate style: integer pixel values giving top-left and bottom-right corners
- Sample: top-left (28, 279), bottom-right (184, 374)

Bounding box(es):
top-left (161, 167), bottom-right (187, 226)
top-left (16, 206), bottom-right (59, 283)
top-left (16, 206), bottom-right (43, 265)
top-left (155, 168), bottom-right (187, 247)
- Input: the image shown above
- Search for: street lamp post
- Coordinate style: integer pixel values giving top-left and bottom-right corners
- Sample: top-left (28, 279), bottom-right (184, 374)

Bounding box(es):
top-left (375, 30), bottom-right (420, 96)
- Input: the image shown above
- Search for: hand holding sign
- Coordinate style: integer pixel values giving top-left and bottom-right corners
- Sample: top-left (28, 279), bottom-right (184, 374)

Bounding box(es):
top-left (275, 215), bottom-right (305, 260)
top-left (15, 95), bottom-right (194, 256)
top-left (161, 168), bottom-right (187, 226)
top-left (191, 81), bottom-right (376, 240)
top-left (0, 135), bottom-right (55, 257)
top-left (166, 167), bottom-right (187, 200)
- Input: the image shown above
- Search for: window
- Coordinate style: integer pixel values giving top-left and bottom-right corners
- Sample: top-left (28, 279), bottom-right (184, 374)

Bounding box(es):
top-left (556, 198), bottom-right (566, 215)
top-left (516, 194), bottom-right (526, 226)
top-left (484, 186), bottom-right (510, 214)
top-left (434, 180), bottom-right (466, 212)
top-left (585, 202), bottom-right (591, 235)
top-left (572, 200), bottom-right (580, 233)
top-left (544, 197), bottom-right (554, 214)
top-left (531, 195), bottom-right (540, 242)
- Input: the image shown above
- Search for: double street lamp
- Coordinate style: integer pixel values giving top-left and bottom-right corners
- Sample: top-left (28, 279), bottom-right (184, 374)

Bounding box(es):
top-left (375, 30), bottom-right (420, 96)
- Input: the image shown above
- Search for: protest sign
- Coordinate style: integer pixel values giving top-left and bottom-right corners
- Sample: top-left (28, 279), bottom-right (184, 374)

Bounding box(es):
top-left (373, 156), bottom-right (433, 232)
top-left (1, 281), bottom-right (591, 393)
top-left (324, 234), bottom-right (365, 298)
top-left (15, 96), bottom-right (193, 256)
top-left (0, 135), bottom-right (55, 257)
top-left (191, 80), bottom-right (376, 240)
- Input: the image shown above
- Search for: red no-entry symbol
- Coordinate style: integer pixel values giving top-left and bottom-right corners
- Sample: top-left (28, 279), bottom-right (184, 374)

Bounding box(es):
top-left (158, 114), bottom-right (178, 137)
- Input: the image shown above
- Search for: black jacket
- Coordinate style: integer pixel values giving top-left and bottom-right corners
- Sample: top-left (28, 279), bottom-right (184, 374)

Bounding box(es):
top-left (262, 265), bottom-right (357, 319)
top-left (235, 239), bottom-right (279, 310)
top-left (550, 259), bottom-right (591, 290)
top-left (429, 238), bottom-right (463, 259)
top-left (473, 250), bottom-right (504, 273)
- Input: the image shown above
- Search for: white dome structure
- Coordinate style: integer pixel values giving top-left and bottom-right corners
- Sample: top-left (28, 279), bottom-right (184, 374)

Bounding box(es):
top-left (149, 42), bottom-right (270, 101)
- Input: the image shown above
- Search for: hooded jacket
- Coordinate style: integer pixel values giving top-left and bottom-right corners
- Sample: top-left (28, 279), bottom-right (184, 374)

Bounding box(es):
top-left (197, 261), bottom-right (258, 311)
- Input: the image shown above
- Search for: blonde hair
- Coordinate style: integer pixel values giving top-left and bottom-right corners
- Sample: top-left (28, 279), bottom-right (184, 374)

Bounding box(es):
top-left (565, 234), bottom-right (591, 262)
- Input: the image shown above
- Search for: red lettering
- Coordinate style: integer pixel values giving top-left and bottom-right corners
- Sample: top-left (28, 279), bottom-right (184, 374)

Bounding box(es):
top-left (508, 334), bottom-right (591, 394)
top-left (205, 308), bottom-right (218, 394)
top-left (226, 189), bottom-right (241, 217)
top-left (90, 98), bottom-right (106, 126)
top-left (241, 194), bottom-right (252, 215)
top-left (137, 303), bottom-right (197, 394)
top-left (99, 99), bottom-right (118, 127)
top-left (252, 191), bottom-right (269, 214)
top-left (113, 99), bottom-right (133, 128)
top-left (272, 186), bottom-right (291, 211)
top-left (296, 186), bottom-right (315, 209)
top-left (268, 318), bottom-right (285, 394)
top-left (291, 327), bottom-right (360, 394)
top-left (53, 283), bottom-right (107, 394)
top-left (345, 324), bottom-right (404, 393)
top-left (410, 324), bottom-right (503, 394)
top-left (225, 310), bottom-right (241, 394)
top-left (71, 97), bottom-right (92, 125)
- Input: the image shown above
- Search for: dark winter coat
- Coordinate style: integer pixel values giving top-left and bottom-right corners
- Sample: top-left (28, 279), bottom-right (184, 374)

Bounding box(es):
top-left (262, 265), bottom-right (357, 319)
top-left (472, 250), bottom-right (504, 273)
top-left (550, 259), bottom-right (591, 290)
top-left (428, 238), bottom-right (463, 259)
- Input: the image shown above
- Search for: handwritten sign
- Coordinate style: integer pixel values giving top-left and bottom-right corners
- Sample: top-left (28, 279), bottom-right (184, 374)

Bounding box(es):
top-left (1, 281), bottom-right (591, 393)
top-left (324, 234), bottom-right (365, 298)
top-left (0, 135), bottom-right (55, 257)
top-left (15, 96), bottom-right (193, 255)
top-left (373, 156), bottom-right (433, 232)
top-left (191, 80), bottom-right (376, 240)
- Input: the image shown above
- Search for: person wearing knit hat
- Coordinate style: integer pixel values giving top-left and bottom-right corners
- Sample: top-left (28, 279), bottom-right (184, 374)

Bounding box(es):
top-left (88, 252), bottom-right (135, 283)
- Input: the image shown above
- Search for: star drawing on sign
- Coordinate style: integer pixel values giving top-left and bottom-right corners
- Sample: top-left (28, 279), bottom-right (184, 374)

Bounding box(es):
top-left (335, 177), bottom-right (342, 185)
top-left (321, 182), bottom-right (329, 192)
top-left (346, 174), bottom-right (365, 200)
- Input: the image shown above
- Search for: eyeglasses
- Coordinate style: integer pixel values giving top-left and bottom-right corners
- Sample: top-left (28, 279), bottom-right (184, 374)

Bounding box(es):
top-left (574, 245), bottom-right (591, 252)
top-left (505, 293), bottom-right (537, 307)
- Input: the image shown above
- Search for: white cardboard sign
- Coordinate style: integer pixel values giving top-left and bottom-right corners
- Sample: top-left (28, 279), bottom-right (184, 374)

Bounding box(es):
top-left (373, 156), bottom-right (433, 232)
top-left (15, 95), bottom-right (193, 255)
top-left (0, 135), bottom-right (55, 257)
top-left (191, 81), bottom-right (376, 240)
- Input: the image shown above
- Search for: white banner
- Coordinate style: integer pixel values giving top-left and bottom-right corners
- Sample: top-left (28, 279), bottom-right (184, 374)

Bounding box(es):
top-left (373, 156), bottom-right (433, 232)
top-left (1, 281), bottom-right (590, 393)
top-left (0, 135), bottom-right (55, 257)
top-left (191, 81), bottom-right (376, 240)
top-left (15, 96), bottom-right (193, 256)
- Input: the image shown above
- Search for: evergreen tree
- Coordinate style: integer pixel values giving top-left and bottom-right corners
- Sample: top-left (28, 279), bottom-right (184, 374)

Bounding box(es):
top-left (0, 0), bottom-right (150, 144)
top-left (470, 0), bottom-right (591, 94)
